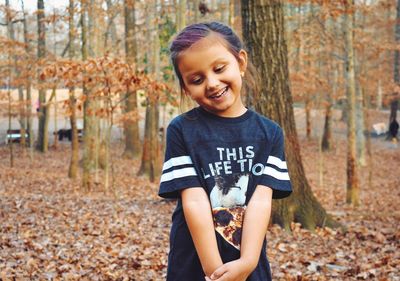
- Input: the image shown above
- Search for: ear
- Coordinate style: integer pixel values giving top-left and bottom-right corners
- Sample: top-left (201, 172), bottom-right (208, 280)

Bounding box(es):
top-left (238, 49), bottom-right (248, 73)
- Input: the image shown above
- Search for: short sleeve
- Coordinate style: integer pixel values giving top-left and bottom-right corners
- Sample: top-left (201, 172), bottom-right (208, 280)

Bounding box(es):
top-left (259, 126), bottom-right (292, 199)
top-left (158, 121), bottom-right (202, 199)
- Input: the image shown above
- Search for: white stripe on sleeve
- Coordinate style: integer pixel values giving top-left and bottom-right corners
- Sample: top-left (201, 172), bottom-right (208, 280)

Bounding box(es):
top-left (263, 166), bottom-right (290, 181)
top-left (162, 156), bottom-right (193, 171)
top-left (267, 155), bottom-right (287, 170)
top-left (160, 167), bottom-right (197, 183)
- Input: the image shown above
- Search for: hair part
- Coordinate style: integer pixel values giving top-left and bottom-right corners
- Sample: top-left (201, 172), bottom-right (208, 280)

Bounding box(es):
top-left (169, 21), bottom-right (259, 110)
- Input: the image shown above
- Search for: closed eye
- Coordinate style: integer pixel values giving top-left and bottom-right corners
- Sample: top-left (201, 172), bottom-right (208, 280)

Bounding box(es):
top-left (189, 76), bottom-right (203, 85)
top-left (215, 65), bottom-right (225, 73)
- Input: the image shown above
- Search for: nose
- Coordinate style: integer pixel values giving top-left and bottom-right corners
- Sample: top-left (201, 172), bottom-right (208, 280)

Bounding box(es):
top-left (206, 75), bottom-right (220, 91)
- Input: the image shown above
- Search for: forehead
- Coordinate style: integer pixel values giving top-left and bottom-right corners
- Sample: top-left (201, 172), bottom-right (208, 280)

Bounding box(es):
top-left (177, 35), bottom-right (236, 74)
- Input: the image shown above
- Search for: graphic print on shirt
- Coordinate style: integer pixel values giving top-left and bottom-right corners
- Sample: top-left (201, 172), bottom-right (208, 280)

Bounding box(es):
top-left (210, 173), bottom-right (249, 250)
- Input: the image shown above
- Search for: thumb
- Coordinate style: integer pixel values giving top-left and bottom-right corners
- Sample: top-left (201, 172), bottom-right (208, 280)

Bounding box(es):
top-left (210, 265), bottom-right (227, 280)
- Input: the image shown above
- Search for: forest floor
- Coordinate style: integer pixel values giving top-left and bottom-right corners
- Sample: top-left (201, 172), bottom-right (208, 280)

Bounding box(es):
top-left (0, 109), bottom-right (399, 281)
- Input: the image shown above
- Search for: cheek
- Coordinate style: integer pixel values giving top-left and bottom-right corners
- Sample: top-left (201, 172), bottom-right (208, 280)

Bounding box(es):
top-left (187, 85), bottom-right (204, 95)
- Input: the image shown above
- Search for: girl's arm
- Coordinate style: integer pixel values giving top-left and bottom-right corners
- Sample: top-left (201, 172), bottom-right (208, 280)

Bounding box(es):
top-left (209, 185), bottom-right (273, 281)
top-left (181, 187), bottom-right (224, 277)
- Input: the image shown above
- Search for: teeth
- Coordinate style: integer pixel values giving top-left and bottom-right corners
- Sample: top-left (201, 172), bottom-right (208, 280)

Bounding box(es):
top-left (210, 87), bottom-right (227, 99)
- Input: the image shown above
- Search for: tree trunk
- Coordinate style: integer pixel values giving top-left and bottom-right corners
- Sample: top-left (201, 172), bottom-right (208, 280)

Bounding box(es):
top-left (52, 87), bottom-right (58, 149)
top-left (36, 0), bottom-right (49, 153)
top-left (229, 0), bottom-right (235, 27)
top-left (344, 0), bottom-right (360, 206)
top-left (138, 0), bottom-right (162, 182)
top-left (390, 0), bottom-right (400, 129)
top-left (88, 0), bottom-right (95, 57)
top-left (193, 0), bottom-right (200, 23)
top-left (241, 0), bottom-right (339, 230)
top-left (138, 100), bottom-right (161, 182)
top-left (376, 78), bottom-right (382, 110)
top-left (5, 1), bottom-right (14, 165)
top-left (394, 0), bottom-right (400, 86)
top-left (81, 0), bottom-right (96, 191)
top-left (6, 0), bottom-right (27, 148)
top-left (322, 59), bottom-right (337, 152)
top-left (21, 1), bottom-right (34, 151)
top-left (355, 84), bottom-right (366, 166)
top-left (105, 0), bottom-right (118, 53)
top-left (123, 0), bottom-right (141, 159)
top-left (355, 8), bottom-right (367, 166)
top-left (220, 0), bottom-right (229, 24)
top-left (177, 0), bottom-right (186, 31)
top-left (362, 86), bottom-right (373, 190)
top-left (8, 89), bottom-right (14, 168)
top-left (321, 103), bottom-right (332, 151)
top-left (68, 0), bottom-right (79, 179)
top-left (305, 98), bottom-right (312, 140)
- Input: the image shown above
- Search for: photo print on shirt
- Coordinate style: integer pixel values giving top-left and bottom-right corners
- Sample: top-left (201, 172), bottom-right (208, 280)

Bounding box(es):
top-left (211, 172), bottom-right (250, 250)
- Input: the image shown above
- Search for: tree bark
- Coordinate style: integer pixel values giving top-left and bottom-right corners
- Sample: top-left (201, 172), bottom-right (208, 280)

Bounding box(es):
top-left (355, 84), bottom-right (366, 165)
top-left (322, 60), bottom-right (337, 152)
top-left (321, 103), bottom-right (332, 151)
top-left (21, 1), bottom-right (34, 151)
top-left (5, 0), bottom-right (26, 148)
top-left (138, 0), bottom-right (162, 182)
top-left (344, 0), bottom-right (360, 206)
top-left (305, 98), bottom-right (312, 140)
top-left (390, 0), bottom-right (400, 129)
top-left (105, 0), bottom-right (118, 53)
top-left (229, 0), bottom-right (235, 27)
top-left (123, 0), bottom-right (141, 159)
top-left (355, 8), bottom-right (366, 166)
top-left (193, 0), bottom-right (200, 23)
top-left (36, 0), bottom-right (49, 153)
top-left (177, 0), bottom-right (186, 31)
top-left (241, 0), bottom-right (339, 230)
top-left (68, 0), bottom-right (79, 179)
top-left (81, 0), bottom-right (96, 191)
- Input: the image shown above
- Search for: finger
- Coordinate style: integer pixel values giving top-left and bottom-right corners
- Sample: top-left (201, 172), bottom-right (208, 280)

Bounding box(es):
top-left (210, 266), bottom-right (228, 279)
top-left (205, 277), bottom-right (212, 281)
top-left (212, 273), bottom-right (229, 281)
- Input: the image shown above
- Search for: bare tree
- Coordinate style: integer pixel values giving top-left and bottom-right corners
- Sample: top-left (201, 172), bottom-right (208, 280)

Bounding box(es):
top-left (36, 0), bottom-right (49, 152)
top-left (123, 0), bottom-right (141, 159)
top-left (21, 0), bottom-right (34, 152)
top-left (138, 0), bottom-right (162, 182)
top-left (344, 0), bottom-right (360, 206)
top-left (390, 0), bottom-right (400, 130)
top-left (68, 0), bottom-right (79, 179)
top-left (81, 0), bottom-right (97, 191)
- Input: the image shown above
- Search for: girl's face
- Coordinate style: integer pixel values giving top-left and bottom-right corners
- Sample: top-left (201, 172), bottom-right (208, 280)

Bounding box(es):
top-left (177, 35), bottom-right (248, 118)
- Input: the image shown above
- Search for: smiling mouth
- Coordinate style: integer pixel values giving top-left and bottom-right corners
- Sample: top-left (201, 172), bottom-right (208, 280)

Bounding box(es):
top-left (209, 87), bottom-right (228, 99)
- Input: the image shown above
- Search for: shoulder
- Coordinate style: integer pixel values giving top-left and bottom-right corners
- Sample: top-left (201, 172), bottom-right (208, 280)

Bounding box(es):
top-left (168, 108), bottom-right (198, 127)
top-left (167, 108), bottom-right (201, 133)
top-left (248, 109), bottom-right (282, 135)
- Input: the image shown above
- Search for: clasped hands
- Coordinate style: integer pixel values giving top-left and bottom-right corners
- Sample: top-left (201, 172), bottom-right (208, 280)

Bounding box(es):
top-left (204, 258), bottom-right (254, 281)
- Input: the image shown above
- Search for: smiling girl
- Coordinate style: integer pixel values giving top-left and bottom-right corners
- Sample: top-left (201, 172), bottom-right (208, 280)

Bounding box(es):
top-left (159, 22), bottom-right (292, 281)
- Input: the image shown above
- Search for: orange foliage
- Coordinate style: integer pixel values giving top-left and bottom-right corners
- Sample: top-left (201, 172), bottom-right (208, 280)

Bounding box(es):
top-left (39, 55), bottom-right (178, 125)
top-left (286, 0), bottom-right (396, 107)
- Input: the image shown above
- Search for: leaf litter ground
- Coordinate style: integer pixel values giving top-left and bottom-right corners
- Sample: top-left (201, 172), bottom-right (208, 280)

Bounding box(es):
top-left (0, 109), bottom-right (399, 280)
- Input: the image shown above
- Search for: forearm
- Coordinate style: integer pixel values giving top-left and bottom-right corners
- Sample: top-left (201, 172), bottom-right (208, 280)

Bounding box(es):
top-left (181, 188), bottom-right (223, 276)
top-left (240, 185), bottom-right (273, 269)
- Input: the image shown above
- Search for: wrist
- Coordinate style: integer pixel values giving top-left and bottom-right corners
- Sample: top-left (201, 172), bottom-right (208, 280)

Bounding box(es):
top-left (204, 260), bottom-right (223, 277)
top-left (239, 256), bottom-right (258, 272)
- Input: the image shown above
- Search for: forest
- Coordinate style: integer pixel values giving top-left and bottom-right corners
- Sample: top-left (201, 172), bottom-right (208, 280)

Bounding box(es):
top-left (0, 0), bottom-right (399, 280)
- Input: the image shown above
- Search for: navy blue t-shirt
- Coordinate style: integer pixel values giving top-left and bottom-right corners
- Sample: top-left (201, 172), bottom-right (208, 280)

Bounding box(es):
top-left (159, 107), bottom-right (292, 281)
